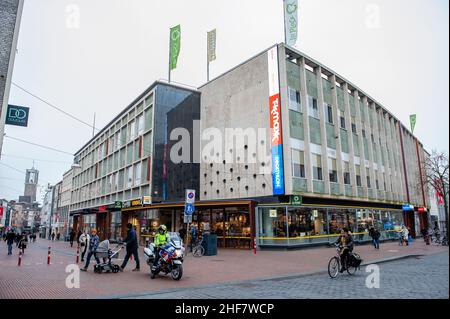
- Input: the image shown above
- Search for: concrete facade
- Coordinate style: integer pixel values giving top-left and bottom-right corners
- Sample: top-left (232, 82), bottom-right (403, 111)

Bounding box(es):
top-left (0, 0), bottom-right (24, 157)
top-left (199, 43), bottom-right (429, 209)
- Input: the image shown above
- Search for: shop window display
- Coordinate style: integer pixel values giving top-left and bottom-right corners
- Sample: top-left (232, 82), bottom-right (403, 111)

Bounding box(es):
top-left (287, 208), bottom-right (327, 237)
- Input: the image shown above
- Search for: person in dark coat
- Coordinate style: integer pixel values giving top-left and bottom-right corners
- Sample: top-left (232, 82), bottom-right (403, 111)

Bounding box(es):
top-left (369, 227), bottom-right (381, 249)
top-left (76, 230), bottom-right (83, 244)
top-left (69, 230), bottom-right (76, 247)
top-left (6, 230), bottom-right (15, 255)
top-left (120, 223), bottom-right (140, 271)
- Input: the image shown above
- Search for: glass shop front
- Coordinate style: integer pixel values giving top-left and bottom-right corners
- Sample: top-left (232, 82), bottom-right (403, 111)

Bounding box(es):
top-left (257, 205), bottom-right (404, 247)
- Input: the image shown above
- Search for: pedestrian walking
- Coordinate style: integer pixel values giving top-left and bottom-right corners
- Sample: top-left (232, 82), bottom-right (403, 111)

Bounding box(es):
top-left (69, 229), bottom-right (76, 247)
top-left (80, 229), bottom-right (100, 272)
top-left (369, 226), bottom-right (381, 249)
top-left (401, 225), bottom-right (409, 246)
top-left (56, 232), bottom-right (61, 241)
top-left (421, 228), bottom-right (430, 245)
top-left (119, 223), bottom-right (140, 272)
top-left (18, 232), bottom-right (28, 255)
top-left (78, 230), bottom-right (90, 262)
top-left (6, 229), bottom-right (15, 255)
top-left (51, 231), bottom-right (56, 241)
top-left (189, 224), bottom-right (198, 252)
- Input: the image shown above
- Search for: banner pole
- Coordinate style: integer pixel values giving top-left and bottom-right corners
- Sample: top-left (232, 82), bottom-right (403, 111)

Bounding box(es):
top-left (207, 33), bottom-right (210, 82)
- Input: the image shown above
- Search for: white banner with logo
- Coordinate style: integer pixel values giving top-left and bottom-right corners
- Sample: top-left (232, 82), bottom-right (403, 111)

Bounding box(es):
top-left (284, 0), bottom-right (298, 47)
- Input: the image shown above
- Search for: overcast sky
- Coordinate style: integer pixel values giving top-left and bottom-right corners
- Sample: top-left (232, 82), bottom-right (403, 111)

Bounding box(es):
top-left (0, 0), bottom-right (448, 204)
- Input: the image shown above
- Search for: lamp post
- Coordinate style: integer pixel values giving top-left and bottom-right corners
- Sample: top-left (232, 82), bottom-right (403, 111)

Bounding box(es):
top-left (47, 186), bottom-right (55, 240)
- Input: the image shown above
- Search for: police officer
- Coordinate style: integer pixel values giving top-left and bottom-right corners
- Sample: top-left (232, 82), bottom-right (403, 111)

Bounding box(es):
top-left (152, 225), bottom-right (169, 270)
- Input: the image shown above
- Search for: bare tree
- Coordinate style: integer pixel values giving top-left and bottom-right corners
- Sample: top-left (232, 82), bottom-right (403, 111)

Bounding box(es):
top-left (423, 151), bottom-right (449, 239)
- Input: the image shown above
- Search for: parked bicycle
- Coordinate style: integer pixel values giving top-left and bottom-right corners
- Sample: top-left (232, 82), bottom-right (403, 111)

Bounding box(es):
top-left (328, 244), bottom-right (362, 278)
top-left (192, 237), bottom-right (205, 257)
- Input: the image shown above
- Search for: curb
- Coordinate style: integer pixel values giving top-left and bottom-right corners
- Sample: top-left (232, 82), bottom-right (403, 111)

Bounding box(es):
top-left (110, 253), bottom-right (429, 299)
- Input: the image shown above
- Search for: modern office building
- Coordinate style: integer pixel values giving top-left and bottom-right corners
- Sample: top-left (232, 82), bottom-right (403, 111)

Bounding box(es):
top-left (0, 0), bottom-right (24, 157)
top-left (198, 43), bottom-right (430, 248)
top-left (70, 81), bottom-right (200, 243)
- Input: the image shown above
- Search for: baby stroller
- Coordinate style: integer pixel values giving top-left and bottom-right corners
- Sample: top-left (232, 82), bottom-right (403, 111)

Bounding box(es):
top-left (93, 240), bottom-right (123, 274)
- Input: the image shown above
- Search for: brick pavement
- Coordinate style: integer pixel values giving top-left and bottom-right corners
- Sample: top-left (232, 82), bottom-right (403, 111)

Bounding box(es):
top-left (0, 238), bottom-right (448, 299)
top-left (128, 251), bottom-right (449, 299)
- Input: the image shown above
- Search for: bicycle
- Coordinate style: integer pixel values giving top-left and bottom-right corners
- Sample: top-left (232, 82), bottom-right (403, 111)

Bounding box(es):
top-left (192, 238), bottom-right (205, 257)
top-left (328, 244), bottom-right (361, 278)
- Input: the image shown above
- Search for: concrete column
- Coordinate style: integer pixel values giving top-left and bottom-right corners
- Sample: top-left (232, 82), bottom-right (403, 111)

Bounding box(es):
top-left (298, 57), bottom-right (313, 192)
top-left (315, 66), bottom-right (330, 194)
top-left (354, 91), bottom-right (368, 197)
top-left (342, 83), bottom-right (357, 197)
top-left (330, 75), bottom-right (344, 194)
top-left (382, 112), bottom-right (395, 201)
top-left (365, 100), bottom-right (377, 199)
top-left (371, 105), bottom-right (384, 199)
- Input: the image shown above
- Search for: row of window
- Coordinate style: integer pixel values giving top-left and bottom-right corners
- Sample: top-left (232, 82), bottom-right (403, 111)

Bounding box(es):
top-left (72, 161), bottom-right (149, 203)
top-left (73, 131), bottom-right (153, 190)
top-left (291, 149), bottom-right (393, 191)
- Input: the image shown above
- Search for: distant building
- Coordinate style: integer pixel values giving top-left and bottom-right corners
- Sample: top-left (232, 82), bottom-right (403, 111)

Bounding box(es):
top-left (0, 0), bottom-right (24, 157)
top-left (24, 167), bottom-right (39, 203)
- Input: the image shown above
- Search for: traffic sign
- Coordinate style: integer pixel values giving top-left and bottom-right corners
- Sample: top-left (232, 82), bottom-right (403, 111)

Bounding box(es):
top-left (185, 203), bottom-right (195, 215)
top-left (185, 189), bottom-right (196, 204)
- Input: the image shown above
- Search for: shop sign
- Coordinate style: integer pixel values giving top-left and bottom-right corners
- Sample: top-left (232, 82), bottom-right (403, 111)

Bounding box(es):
top-left (268, 46), bottom-right (285, 196)
top-left (0, 207), bottom-right (3, 217)
top-left (418, 207), bottom-right (427, 213)
top-left (402, 204), bottom-right (414, 211)
top-left (142, 196), bottom-right (151, 205)
top-left (269, 209), bottom-right (277, 218)
top-left (5, 105), bottom-right (30, 127)
top-left (114, 201), bottom-right (123, 209)
top-left (291, 195), bottom-right (302, 205)
top-left (131, 199), bottom-right (142, 207)
top-left (98, 205), bottom-right (107, 213)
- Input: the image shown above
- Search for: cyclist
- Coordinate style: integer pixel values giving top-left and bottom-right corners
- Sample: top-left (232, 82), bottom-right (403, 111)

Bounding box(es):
top-left (335, 227), bottom-right (354, 272)
top-left (152, 225), bottom-right (169, 270)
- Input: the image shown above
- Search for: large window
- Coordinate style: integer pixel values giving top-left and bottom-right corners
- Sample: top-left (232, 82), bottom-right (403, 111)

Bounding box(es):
top-left (312, 154), bottom-right (323, 180)
top-left (328, 158), bottom-right (337, 183)
top-left (343, 161), bottom-right (351, 185)
top-left (355, 164), bottom-right (362, 187)
top-left (126, 166), bottom-right (133, 188)
top-left (288, 208), bottom-right (327, 237)
top-left (324, 103), bottom-right (333, 124)
top-left (339, 110), bottom-right (346, 129)
top-left (288, 88), bottom-right (301, 112)
top-left (308, 96), bottom-right (319, 119)
top-left (129, 120), bottom-right (136, 141)
top-left (134, 162), bottom-right (142, 186)
top-left (292, 149), bottom-right (305, 178)
top-left (137, 114), bottom-right (144, 136)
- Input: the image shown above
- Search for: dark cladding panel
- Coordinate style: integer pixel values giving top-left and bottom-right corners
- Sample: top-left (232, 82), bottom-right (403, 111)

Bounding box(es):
top-left (152, 85), bottom-right (200, 202)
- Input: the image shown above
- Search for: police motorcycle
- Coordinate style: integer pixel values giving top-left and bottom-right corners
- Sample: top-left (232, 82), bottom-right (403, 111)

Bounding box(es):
top-left (144, 232), bottom-right (185, 280)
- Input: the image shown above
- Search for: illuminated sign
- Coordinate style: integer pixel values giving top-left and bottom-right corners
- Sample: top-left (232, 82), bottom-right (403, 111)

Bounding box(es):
top-left (131, 199), bottom-right (142, 207)
top-left (267, 46), bottom-right (285, 195)
top-left (402, 204), bottom-right (414, 211)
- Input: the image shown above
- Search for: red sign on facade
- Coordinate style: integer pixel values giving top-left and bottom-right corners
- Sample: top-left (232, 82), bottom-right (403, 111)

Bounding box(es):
top-left (0, 207), bottom-right (3, 217)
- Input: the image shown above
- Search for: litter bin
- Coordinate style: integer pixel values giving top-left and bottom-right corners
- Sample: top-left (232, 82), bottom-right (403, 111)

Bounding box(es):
top-left (201, 234), bottom-right (217, 256)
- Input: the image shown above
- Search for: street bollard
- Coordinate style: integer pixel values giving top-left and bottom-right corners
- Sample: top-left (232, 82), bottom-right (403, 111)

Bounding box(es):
top-left (47, 246), bottom-right (51, 265)
top-left (18, 251), bottom-right (22, 267)
top-left (76, 244), bottom-right (80, 263)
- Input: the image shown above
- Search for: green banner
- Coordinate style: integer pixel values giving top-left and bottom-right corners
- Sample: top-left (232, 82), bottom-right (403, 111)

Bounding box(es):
top-left (410, 114), bottom-right (416, 133)
top-left (170, 25), bottom-right (181, 70)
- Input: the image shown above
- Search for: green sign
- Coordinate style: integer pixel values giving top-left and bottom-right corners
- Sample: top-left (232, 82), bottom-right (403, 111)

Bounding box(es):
top-left (291, 195), bottom-right (302, 205)
top-left (5, 105), bottom-right (29, 127)
top-left (169, 25), bottom-right (181, 70)
top-left (410, 114), bottom-right (416, 133)
top-left (114, 201), bottom-right (123, 209)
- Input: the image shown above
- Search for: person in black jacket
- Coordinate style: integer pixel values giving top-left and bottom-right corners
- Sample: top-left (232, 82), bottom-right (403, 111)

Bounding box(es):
top-left (120, 223), bottom-right (140, 272)
top-left (335, 228), bottom-right (354, 272)
top-left (6, 230), bottom-right (15, 255)
top-left (369, 227), bottom-right (381, 249)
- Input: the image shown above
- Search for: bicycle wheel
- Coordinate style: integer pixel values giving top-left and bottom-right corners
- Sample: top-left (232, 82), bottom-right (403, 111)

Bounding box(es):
top-left (347, 265), bottom-right (357, 275)
top-left (192, 245), bottom-right (205, 257)
top-left (328, 257), bottom-right (340, 278)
